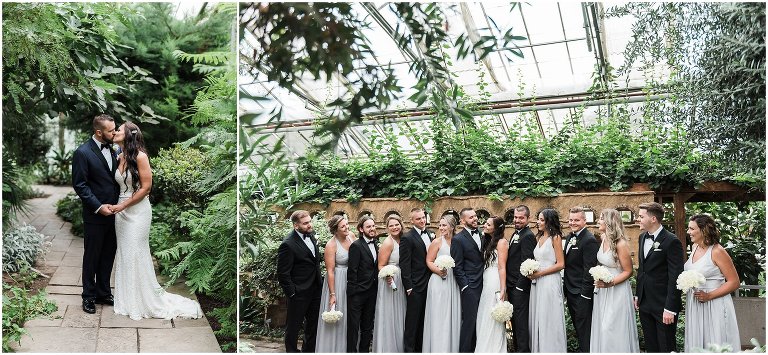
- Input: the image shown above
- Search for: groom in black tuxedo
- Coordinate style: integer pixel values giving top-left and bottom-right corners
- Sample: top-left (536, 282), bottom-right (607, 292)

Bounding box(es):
top-left (451, 208), bottom-right (484, 353)
top-left (400, 207), bottom-right (433, 352)
top-left (72, 114), bottom-right (120, 314)
top-left (635, 202), bottom-right (683, 352)
top-left (346, 216), bottom-right (379, 352)
top-left (276, 210), bottom-right (322, 353)
top-left (563, 206), bottom-right (599, 352)
top-left (505, 205), bottom-right (536, 352)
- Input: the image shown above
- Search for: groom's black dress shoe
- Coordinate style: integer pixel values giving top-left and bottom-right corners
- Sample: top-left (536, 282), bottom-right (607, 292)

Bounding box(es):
top-left (82, 299), bottom-right (96, 314)
top-left (95, 295), bottom-right (114, 306)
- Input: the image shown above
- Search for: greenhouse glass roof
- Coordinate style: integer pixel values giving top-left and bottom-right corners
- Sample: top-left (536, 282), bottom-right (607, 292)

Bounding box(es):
top-left (239, 2), bottom-right (671, 158)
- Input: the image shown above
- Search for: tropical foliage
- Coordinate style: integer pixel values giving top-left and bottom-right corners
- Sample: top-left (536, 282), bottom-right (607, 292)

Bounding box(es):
top-left (2, 266), bottom-right (58, 352)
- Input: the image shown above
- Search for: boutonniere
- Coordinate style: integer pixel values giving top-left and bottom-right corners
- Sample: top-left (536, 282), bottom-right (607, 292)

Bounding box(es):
top-left (568, 238), bottom-right (577, 247)
top-left (511, 234), bottom-right (520, 243)
top-left (653, 241), bottom-right (661, 251)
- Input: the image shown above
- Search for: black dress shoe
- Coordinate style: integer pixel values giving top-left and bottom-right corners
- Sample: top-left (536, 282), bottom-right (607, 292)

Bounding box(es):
top-left (95, 295), bottom-right (114, 306)
top-left (82, 299), bottom-right (96, 314)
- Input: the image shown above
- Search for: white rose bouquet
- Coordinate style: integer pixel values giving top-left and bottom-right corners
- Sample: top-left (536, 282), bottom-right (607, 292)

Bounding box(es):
top-left (520, 258), bottom-right (540, 284)
top-left (676, 270), bottom-right (706, 293)
top-left (434, 255), bottom-right (456, 280)
top-left (378, 265), bottom-right (399, 291)
top-left (490, 300), bottom-right (514, 322)
top-left (321, 304), bottom-right (343, 324)
top-left (589, 265), bottom-right (614, 294)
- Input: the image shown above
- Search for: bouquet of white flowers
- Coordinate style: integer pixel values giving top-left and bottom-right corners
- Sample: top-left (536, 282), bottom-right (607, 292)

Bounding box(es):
top-left (676, 270), bottom-right (706, 293)
top-left (321, 304), bottom-right (343, 324)
top-left (520, 258), bottom-right (540, 284)
top-left (434, 255), bottom-right (455, 280)
top-left (589, 265), bottom-right (614, 294)
top-left (378, 265), bottom-right (399, 291)
top-left (490, 300), bottom-right (514, 322)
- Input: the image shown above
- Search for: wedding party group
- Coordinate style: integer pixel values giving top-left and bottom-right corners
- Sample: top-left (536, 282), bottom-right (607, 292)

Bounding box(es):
top-left (276, 202), bottom-right (742, 353)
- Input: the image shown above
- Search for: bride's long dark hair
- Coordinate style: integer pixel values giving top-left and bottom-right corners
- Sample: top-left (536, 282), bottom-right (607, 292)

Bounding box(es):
top-left (121, 121), bottom-right (147, 195)
top-left (482, 216), bottom-right (505, 268)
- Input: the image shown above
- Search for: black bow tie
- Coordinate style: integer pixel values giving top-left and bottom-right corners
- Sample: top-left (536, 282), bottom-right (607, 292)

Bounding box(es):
top-left (645, 233), bottom-right (655, 240)
top-left (367, 239), bottom-right (375, 244)
top-left (420, 231), bottom-right (428, 236)
top-left (471, 229), bottom-right (479, 236)
top-left (100, 143), bottom-right (111, 151)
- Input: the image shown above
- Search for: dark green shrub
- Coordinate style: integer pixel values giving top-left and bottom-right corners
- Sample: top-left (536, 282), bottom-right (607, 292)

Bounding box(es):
top-left (151, 145), bottom-right (210, 207)
top-left (55, 193), bottom-right (84, 237)
top-left (2, 267), bottom-right (59, 352)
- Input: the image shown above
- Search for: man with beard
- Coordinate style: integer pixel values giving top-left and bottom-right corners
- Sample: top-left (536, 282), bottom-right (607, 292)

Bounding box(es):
top-left (451, 208), bottom-right (485, 352)
top-left (505, 205), bottom-right (536, 352)
top-left (276, 210), bottom-right (322, 352)
top-left (346, 216), bottom-right (379, 352)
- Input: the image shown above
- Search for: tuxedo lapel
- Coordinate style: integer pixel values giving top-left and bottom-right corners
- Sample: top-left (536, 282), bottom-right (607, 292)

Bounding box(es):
top-left (291, 231), bottom-right (315, 260)
top-left (88, 140), bottom-right (112, 173)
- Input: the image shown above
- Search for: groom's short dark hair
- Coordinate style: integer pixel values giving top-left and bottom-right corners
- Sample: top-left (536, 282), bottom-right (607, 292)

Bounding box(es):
top-left (93, 114), bottom-right (115, 130)
top-left (459, 207), bottom-right (474, 217)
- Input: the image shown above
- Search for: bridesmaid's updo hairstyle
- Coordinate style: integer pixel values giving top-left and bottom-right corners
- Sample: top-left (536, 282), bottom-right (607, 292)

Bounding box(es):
top-left (482, 216), bottom-right (505, 268)
top-left (327, 215), bottom-right (346, 235)
top-left (121, 121), bottom-right (147, 195)
top-left (537, 208), bottom-right (562, 238)
top-left (689, 214), bottom-right (721, 246)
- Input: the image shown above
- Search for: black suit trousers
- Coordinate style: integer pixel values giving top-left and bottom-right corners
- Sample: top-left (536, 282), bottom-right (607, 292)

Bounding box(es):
top-left (509, 287), bottom-right (531, 352)
top-left (639, 309), bottom-right (677, 352)
top-left (565, 291), bottom-right (592, 352)
top-left (347, 290), bottom-right (377, 353)
top-left (284, 291), bottom-right (320, 353)
top-left (82, 222), bottom-right (117, 300)
top-left (403, 289), bottom-right (427, 352)
top-left (459, 286), bottom-right (481, 353)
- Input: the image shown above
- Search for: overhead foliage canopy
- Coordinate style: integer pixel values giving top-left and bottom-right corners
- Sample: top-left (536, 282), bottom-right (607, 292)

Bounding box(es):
top-left (607, 2), bottom-right (766, 178)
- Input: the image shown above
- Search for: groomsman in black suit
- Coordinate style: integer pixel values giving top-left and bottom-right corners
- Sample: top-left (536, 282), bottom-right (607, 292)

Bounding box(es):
top-left (635, 202), bottom-right (683, 352)
top-left (400, 208), bottom-right (433, 352)
top-left (346, 216), bottom-right (379, 352)
top-left (276, 210), bottom-right (322, 353)
top-left (563, 206), bottom-right (599, 352)
top-left (451, 208), bottom-right (485, 353)
top-left (505, 205), bottom-right (536, 352)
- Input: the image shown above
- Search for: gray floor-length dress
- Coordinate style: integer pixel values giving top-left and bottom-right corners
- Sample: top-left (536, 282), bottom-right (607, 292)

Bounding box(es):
top-left (684, 244), bottom-right (740, 352)
top-left (589, 246), bottom-right (639, 352)
top-left (315, 237), bottom-right (350, 352)
top-left (528, 236), bottom-right (567, 352)
top-left (372, 237), bottom-right (406, 353)
top-left (423, 238), bottom-right (461, 353)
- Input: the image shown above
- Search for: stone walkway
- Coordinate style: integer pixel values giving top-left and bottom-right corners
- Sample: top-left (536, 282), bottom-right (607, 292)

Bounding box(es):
top-left (238, 337), bottom-right (285, 353)
top-left (10, 185), bottom-right (221, 353)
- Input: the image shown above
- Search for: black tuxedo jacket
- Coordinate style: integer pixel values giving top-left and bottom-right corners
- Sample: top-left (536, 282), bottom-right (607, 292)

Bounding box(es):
top-left (400, 228), bottom-right (433, 293)
top-left (450, 228), bottom-right (484, 290)
top-left (563, 228), bottom-right (599, 297)
top-left (506, 226), bottom-right (537, 292)
top-left (636, 228), bottom-right (684, 317)
top-left (72, 139), bottom-right (119, 225)
top-left (347, 237), bottom-right (379, 296)
top-left (276, 230), bottom-right (322, 298)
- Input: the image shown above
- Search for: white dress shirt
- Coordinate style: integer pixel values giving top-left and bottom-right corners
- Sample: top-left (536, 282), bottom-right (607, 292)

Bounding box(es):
top-left (364, 236), bottom-right (377, 261)
top-left (296, 231), bottom-right (315, 257)
top-left (465, 227), bottom-right (481, 250)
top-left (92, 136), bottom-right (113, 171)
top-left (643, 225), bottom-right (664, 258)
top-left (414, 227), bottom-right (431, 248)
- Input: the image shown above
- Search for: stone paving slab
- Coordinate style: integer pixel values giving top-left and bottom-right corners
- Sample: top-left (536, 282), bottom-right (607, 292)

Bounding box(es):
top-left (173, 316), bottom-right (211, 328)
top-left (47, 293), bottom-right (86, 306)
top-left (138, 328), bottom-right (222, 353)
top-left (11, 327), bottom-right (98, 353)
top-left (97, 328), bottom-right (138, 352)
top-left (60, 255), bottom-right (83, 267)
top-left (23, 304), bottom-right (66, 328)
top-left (61, 304), bottom-right (102, 328)
top-left (100, 306), bottom-right (172, 329)
top-left (49, 266), bottom-right (81, 286)
top-left (46, 285), bottom-right (82, 295)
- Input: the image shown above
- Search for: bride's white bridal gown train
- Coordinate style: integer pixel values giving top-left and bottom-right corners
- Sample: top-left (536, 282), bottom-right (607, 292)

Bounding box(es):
top-left (113, 169), bottom-right (203, 320)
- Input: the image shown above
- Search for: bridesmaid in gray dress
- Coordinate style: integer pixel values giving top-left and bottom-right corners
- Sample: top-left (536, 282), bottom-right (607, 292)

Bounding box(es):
top-left (372, 214), bottom-right (406, 353)
top-left (590, 209), bottom-right (639, 352)
top-left (315, 216), bottom-right (355, 352)
top-left (422, 215), bottom-right (461, 353)
top-left (528, 208), bottom-right (566, 352)
top-left (684, 214), bottom-right (740, 352)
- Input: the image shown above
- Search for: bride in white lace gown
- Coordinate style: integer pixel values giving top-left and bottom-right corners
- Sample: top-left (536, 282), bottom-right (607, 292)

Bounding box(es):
top-left (109, 122), bottom-right (203, 320)
top-left (475, 216), bottom-right (508, 353)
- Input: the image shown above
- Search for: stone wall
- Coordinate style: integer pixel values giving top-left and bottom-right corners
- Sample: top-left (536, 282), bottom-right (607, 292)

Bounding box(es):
top-left (294, 191), bottom-right (656, 267)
